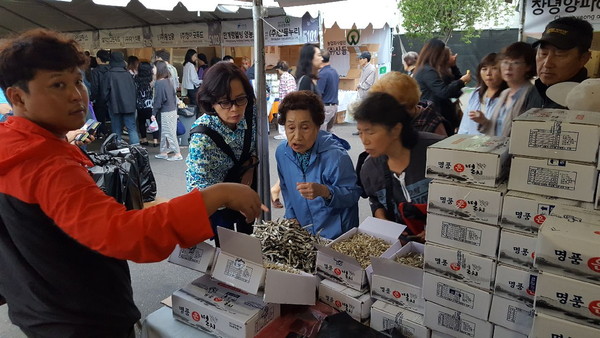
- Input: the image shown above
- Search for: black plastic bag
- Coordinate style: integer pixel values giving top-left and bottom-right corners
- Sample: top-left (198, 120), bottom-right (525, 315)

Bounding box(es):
top-left (87, 152), bottom-right (143, 210)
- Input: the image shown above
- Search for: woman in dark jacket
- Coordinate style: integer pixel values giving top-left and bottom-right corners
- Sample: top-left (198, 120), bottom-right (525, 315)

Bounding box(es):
top-left (295, 43), bottom-right (322, 94)
top-left (413, 38), bottom-right (471, 135)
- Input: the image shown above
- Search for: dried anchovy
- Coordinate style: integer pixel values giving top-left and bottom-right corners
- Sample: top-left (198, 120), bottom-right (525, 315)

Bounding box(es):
top-left (331, 233), bottom-right (390, 269)
top-left (394, 252), bottom-right (424, 268)
top-left (265, 262), bottom-right (302, 275)
top-left (253, 219), bottom-right (325, 273)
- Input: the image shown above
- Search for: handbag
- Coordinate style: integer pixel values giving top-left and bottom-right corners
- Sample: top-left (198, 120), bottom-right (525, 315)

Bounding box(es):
top-left (176, 118), bottom-right (186, 136)
top-left (147, 120), bottom-right (159, 133)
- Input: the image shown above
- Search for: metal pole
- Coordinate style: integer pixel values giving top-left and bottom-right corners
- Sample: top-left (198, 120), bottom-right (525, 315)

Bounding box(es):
top-left (253, 0), bottom-right (271, 221)
top-left (519, 0), bottom-right (527, 42)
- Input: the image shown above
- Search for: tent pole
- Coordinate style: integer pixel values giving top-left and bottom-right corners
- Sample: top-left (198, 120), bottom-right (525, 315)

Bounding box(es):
top-left (253, 0), bottom-right (271, 221)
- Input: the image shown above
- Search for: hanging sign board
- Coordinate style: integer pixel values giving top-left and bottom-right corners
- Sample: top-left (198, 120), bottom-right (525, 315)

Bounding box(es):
top-left (67, 31), bottom-right (95, 51)
top-left (264, 16), bottom-right (303, 46)
top-left (221, 19), bottom-right (255, 46)
top-left (98, 27), bottom-right (144, 48)
top-left (524, 1), bottom-right (600, 35)
top-left (150, 23), bottom-right (210, 47)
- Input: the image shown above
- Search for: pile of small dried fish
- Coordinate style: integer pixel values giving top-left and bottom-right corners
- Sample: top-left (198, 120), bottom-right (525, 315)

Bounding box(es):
top-left (253, 219), bottom-right (325, 273)
top-left (264, 262), bottom-right (302, 275)
top-left (331, 233), bottom-right (390, 268)
top-left (394, 252), bottom-right (424, 268)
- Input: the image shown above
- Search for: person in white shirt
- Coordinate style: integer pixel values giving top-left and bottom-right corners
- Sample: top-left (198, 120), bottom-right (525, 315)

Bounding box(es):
top-left (182, 49), bottom-right (201, 106)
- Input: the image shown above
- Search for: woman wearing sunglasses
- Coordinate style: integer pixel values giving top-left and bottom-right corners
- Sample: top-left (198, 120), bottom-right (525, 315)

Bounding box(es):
top-left (186, 61), bottom-right (257, 245)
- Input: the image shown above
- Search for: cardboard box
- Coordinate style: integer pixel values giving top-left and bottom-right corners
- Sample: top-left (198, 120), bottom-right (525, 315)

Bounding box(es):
top-left (535, 271), bottom-right (600, 327)
top-left (535, 214), bottom-right (600, 285)
top-left (493, 325), bottom-right (528, 338)
top-left (424, 301), bottom-right (494, 338)
top-left (500, 190), bottom-right (594, 233)
top-left (316, 217), bottom-right (406, 292)
top-left (423, 243), bottom-right (497, 291)
top-left (172, 275), bottom-right (280, 338)
top-left (498, 229), bottom-right (536, 269)
top-left (531, 311), bottom-right (600, 337)
top-left (596, 172), bottom-right (600, 210)
top-left (430, 331), bottom-right (454, 338)
top-left (494, 264), bottom-right (537, 305)
top-left (427, 180), bottom-right (507, 226)
top-left (211, 227), bottom-right (318, 305)
top-left (168, 242), bottom-right (217, 273)
top-left (548, 204), bottom-right (600, 225)
top-left (422, 272), bottom-right (493, 320)
top-left (370, 300), bottom-right (430, 338)
top-left (425, 213), bottom-right (500, 258)
top-left (507, 156), bottom-right (598, 202)
top-left (370, 242), bottom-right (425, 314)
top-left (425, 134), bottom-right (510, 187)
top-left (510, 108), bottom-right (600, 163)
top-left (318, 279), bottom-right (373, 322)
top-left (488, 295), bottom-right (534, 335)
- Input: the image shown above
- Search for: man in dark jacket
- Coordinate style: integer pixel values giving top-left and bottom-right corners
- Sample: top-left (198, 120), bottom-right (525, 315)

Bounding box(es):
top-left (102, 51), bottom-right (139, 144)
top-left (521, 17), bottom-right (593, 112)
top-left (90, 49), bottom-right (110, 136)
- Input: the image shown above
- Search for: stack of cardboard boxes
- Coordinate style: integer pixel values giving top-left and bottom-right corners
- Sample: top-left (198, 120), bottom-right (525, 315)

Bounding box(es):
top-left (423, 134), bottom-right (511, 337)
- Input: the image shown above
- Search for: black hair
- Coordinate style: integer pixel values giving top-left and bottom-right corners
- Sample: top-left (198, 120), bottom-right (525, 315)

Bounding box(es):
top-left (183, 48), bottom-right (197, 66)
top-left (155, 49), bottom-right (170, 62)
top-left (223, 55), bottom-right (234, 62)
top-left (96, 49), bottom-right (110, 63)
top-left (501, 42), bottom-right (536, 80)
top-left (353, 92), bottom-right (419, 149)
top-left (210, 56), bottom-right (222, 66)
top-left (476, 53), bottom-right (507, 102)
top-left (277, 90), bottom-right (325, 126)
top-left (295, 43), bottom-right (319, 80)
top-left (135, 61), bottom-right (153, 85)
top-left (197, 53), bottom-right (208, 65)
top-left (197, 61), bottom-right (255, 118)
top-left (321, 49), bottom-right (330, 63)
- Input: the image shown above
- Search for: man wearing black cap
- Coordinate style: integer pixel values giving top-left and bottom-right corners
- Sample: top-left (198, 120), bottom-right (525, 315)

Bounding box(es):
top-left (357, 51), bottom-right (376, 100)
top-left (521, 17), bottom-right (593, 111)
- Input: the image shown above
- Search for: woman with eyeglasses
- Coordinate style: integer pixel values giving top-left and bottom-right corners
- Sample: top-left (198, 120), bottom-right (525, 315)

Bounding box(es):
top-left (185, 61), bottom-right (257, 245)
top-left (472, 42), bottom-right (535, 137)
top-left (276, 90), bottom-right (361, 239)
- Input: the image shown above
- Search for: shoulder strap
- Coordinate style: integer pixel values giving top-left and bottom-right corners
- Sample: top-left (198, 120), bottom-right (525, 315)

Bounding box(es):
top-left (189, 125), bottom-right (239, 164)
top-left (383, 163), bottom-right (400, 223)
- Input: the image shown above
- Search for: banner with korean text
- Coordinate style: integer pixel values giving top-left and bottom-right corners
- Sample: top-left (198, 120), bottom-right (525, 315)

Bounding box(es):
top-left (150, 23), bottom-right (210, 47)
top-left (525, 0), bottom-right (600, 36)
top-left (98, 27), bottom-right (145, 48)
top-left (67, 31), bottom-right (96, 51)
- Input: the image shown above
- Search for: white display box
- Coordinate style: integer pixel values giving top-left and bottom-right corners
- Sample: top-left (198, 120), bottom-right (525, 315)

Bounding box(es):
top-left (172, 275), bottom-right (280, 338)
top-left (500, 190), bottom-right (594, 234)
top-left (424, 301), bottom-right (494, 338)
top-left (493, 325), bottom-right (528, 338)
top-left (535, 214), bottom-right (600, 285)
top-left (494, 264), bottom-right (537, 305)
top-left (508, 156), bottom-right (598, 202)
top-left (168, 242), bottom-right (217, 273)
top-left (370, 300), bottom-right (430, 338)
top-left (427, 180), bottom-right (507, 225)
top-left (548, 205), bottom-right (600, 225)
top-left (370, 242), bottom-right (425, 314)
top-left (422, 272), bottom-right (493, 320)
top-left (316, 217), bottom-right (406, 292)
top-left (510, 108), bottom-right (600, 163)
top-left (423, 243), bottom-right (496, 291)
top-left (211, 227), bottom-right (318, 305)
top-left (535, 271), bottom-right (600, 327)
top-left (488, 295), bottom-right (534, 335)
top-left (318, 279), bottom-right (373, 322)
top-left (425, 134), bottom-right (510, 187)
top-left (425, 213), bottom-right (500, 258)
top-left (498, 229), bottom-right (536, 269)
top-left (531, 311), bottom-right (600, 337)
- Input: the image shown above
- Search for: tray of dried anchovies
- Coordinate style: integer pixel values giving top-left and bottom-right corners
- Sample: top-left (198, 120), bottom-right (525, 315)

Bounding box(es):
top-left (315, 216), bottom-right (407, 292)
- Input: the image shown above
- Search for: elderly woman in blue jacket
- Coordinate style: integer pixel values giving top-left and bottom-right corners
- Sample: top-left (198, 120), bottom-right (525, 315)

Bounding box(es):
top-left (275, 90), bottom-right (361, 239)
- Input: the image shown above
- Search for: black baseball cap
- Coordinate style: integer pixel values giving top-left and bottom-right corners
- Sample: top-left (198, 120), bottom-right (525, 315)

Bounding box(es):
top-left (532, 19), bottom-right (593, 51)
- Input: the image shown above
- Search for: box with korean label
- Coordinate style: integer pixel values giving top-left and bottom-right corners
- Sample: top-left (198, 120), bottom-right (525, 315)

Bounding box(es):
top-left (172, 275), bottom-right (280, 338)
top-left (510, 108), bottom-right (600, 163)
top-left (168, 242), bottom-right (217, 273)
top-left (425, 213), bottom-right (500, 258)
top-left (423, 243), bottom-right (496, 291)
top-left (498, 229), bottom-right (536, 268)
top-left (427, 180), bottom-right (507, 225)
top-left (318, 279), bottom-right (373, 322)
top-left (548, 204), bottom-right (600, 225)
top-left (425, 134), bottom-right (510, 187)
top-left (493, 325), bottom-right (527, 338)
top-left (494, 264), bottom-right (537, 305)
top-left (370, 242), bottom-right (424, 314)
top-left (488, 295), bottom-right (534, 335)
top-left (531, 311), bottom-right (600, 337)
top-left (500, 190), bottom-right (594, 233)
top-left (211, 227), bottom-right (318, 305)
top-left (370, 300), bottom-right (430, 338)
top-left (316, 217), bottom-right (406, 292)
top-left (424, 301), bottom-right (494, 338)
top-left (535, 214), bottom-right (600, 285)
top-left (422, 272), bottom-right (493, 320)
top-left (508, 156), bottom-right (597, 202)
top-left (535, 271), bottom-right (600, 327)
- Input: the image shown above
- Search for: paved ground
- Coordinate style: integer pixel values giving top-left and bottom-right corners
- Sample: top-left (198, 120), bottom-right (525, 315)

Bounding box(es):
top-left (0, 121), bottom-right (370, 338)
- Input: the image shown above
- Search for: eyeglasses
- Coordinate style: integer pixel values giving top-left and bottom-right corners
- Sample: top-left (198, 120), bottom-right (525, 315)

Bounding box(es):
top-left (216, 96), bottom-right (248, 109)
top-left (500, 60), bottom-right (525, 68)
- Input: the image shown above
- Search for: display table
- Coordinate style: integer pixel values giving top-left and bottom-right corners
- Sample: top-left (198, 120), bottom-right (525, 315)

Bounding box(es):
top-left (141, 306), bottom-right (214, 338)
